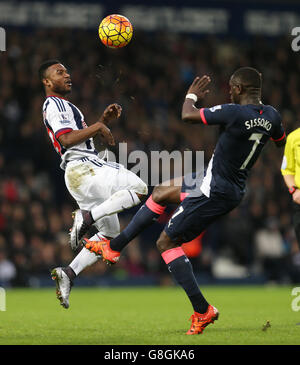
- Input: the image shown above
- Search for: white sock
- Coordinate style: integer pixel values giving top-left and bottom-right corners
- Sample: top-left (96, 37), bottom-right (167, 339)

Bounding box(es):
top-left (91, 190), bottom-right (141, 222)
top-left (69, 233), bottom-right (103, 276)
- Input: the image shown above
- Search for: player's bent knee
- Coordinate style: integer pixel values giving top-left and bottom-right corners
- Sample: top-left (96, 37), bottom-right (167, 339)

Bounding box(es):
top-left (156, 237), bottom-right (165, 254)
top-left (134, 180), bottom-right (148, 197)
top-left (156, 232), bottom-right (176, 254)
top-left (152, 186), bottom-right (165, 205)
top-left (136, 192), bottom-right (147, 201)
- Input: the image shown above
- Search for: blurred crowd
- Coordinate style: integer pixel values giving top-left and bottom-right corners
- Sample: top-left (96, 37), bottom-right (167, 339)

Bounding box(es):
top-left (0, 28), bottom-right (300, 287)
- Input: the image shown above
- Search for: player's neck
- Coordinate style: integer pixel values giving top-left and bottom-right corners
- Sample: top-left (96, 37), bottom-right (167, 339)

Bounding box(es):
top-left (240, 97), bottom-right (261, 106)
top-left (46, 91), bottom-right (68, 100)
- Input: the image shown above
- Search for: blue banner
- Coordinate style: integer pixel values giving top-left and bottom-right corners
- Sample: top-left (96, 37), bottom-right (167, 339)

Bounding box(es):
top-left (0, 0), bottom-right (299, 37)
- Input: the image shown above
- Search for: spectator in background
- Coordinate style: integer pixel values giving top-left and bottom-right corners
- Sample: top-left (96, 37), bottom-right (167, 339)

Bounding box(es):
top-left (220, 207), bottom-right (253, 268)
top-left (0, 249), bottom-right (16, 287)
top-left (255, 217), bottom-right (287, 282)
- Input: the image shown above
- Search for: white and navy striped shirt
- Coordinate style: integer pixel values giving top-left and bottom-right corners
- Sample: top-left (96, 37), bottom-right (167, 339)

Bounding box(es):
top-left (42, 95), bottom-right (98, 170)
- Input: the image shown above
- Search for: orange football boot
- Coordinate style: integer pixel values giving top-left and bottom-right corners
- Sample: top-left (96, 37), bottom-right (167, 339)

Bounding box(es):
top-left (186, 305), bottom-right (219, 335)
top-left (83, 238), bottom-right (120, 265)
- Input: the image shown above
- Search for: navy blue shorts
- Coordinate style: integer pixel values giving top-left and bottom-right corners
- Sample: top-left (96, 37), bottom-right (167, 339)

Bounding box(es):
top-left (164, 191), bottom-right (241, 243)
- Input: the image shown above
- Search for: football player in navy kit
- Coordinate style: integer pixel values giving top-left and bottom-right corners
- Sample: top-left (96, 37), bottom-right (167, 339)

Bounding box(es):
top-left (85, 67), bottom-right (286, 334)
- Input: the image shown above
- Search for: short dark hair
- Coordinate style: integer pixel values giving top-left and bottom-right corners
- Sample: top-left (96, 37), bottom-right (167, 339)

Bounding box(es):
top-left (38, 59), bottom-right (61, 82)
top-left (232, 67), bottom-right (262, 90)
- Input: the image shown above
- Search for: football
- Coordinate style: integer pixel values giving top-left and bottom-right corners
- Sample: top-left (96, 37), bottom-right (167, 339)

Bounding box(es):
top-left (98, 14), bottom-right (133, 49)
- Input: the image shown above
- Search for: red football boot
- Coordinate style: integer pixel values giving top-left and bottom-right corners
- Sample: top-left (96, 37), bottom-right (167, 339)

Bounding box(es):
top-left (186, 305), bottom-right (219, 335)
top-left (83, 238), bottom-right (120, 265)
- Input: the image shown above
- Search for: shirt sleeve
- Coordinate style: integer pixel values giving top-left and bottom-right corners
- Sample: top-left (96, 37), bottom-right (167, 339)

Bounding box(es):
top-left (281, 133), bottom-right (295, 176)
top-left (46, 99), bottom-right (73, 139)
top-left (199, 104), bottom-right (238, 125)
top-left (271, 112), bottom-right (286, 142)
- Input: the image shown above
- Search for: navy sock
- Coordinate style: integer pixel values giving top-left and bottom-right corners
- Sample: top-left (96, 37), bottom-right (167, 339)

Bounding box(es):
top-left (110, 204), bottom-right (161, 252)
top-left (167, 255), bottom-right (209, 314)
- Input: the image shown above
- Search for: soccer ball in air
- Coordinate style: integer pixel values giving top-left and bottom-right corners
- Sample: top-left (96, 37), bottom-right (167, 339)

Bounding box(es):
top-left (98, 14), bottom-right (133, 49)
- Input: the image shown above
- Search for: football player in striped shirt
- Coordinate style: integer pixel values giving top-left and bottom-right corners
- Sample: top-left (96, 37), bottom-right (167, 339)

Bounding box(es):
top-left (39, 60), bottom-right (148, 308)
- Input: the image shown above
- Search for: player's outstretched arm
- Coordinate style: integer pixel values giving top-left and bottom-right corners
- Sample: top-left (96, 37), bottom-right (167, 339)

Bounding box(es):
top-left (58, 103), bottom-right (121, 148)
top-left (182, 75), bottom-right (210, 124)
top-left (58, 122), bottom-right (113, 148)
top-left (93, 103), bottom-right (122, 147)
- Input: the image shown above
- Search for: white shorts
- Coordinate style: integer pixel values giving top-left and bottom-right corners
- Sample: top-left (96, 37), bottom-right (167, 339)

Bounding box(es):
top-left (64, 156), bottom-right (148, 238)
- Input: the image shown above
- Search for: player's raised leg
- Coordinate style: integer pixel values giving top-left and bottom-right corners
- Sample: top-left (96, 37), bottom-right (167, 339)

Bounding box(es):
top-left (83, 177), bottom-right (184, 264)
top-left (70, 189), bottom-right (144, 250)
top-left (68, 161), bottom-right (148, 250)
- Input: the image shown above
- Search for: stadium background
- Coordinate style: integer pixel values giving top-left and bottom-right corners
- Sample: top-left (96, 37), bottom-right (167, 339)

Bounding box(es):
top-left (0, 0), bottom-right (300, 289)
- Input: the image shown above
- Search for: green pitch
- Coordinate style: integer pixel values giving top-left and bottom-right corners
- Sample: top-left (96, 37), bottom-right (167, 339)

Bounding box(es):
top-left (0, 285), bottom-right (299, 345)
